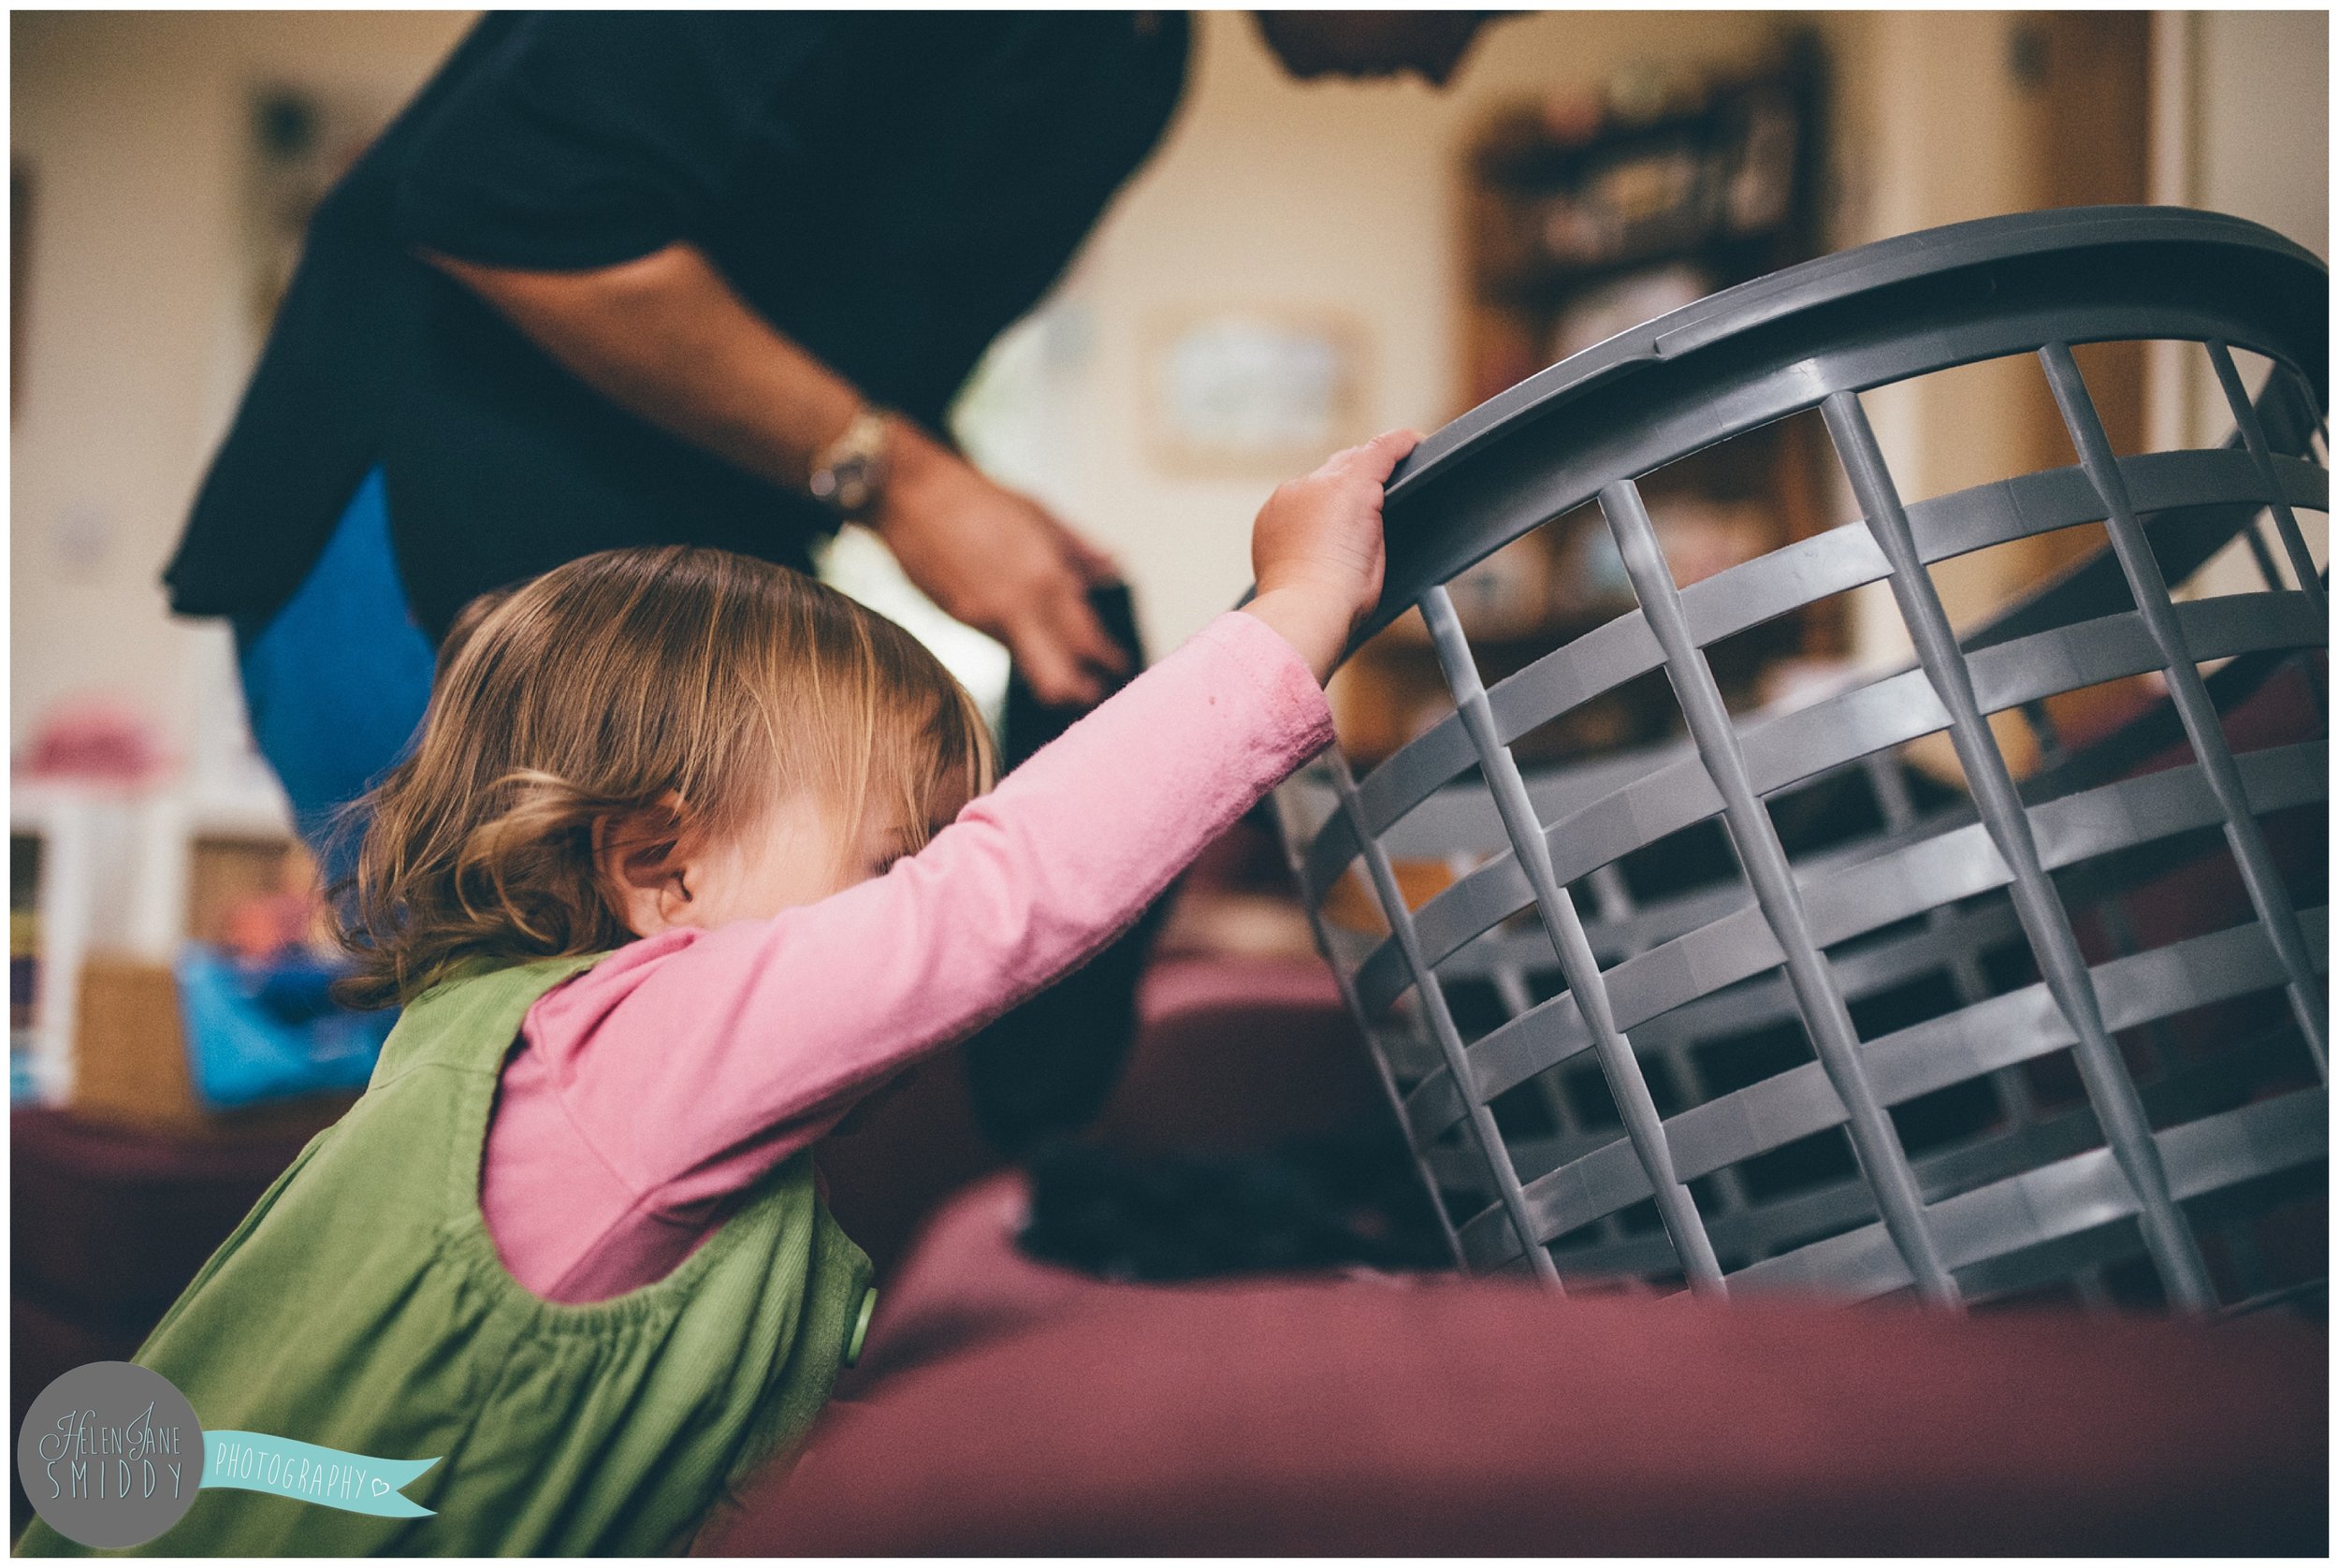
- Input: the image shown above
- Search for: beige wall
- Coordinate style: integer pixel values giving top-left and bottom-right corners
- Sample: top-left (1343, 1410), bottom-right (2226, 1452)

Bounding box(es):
top-left (10, 10), bottom-right (474, 762)
top-left (2198, 10), bottom-right (2328, 263)
top-left (2167, 9), bottom-right (2329, 448)
top-left (984, 9), bottom-right (1791, 658)
top-left (7, 10), bottom-right (1795, 758)
top-left (1811, 10), bottom-right (2327, 666)
top-left (9, 10), bottom-right (2330, 764)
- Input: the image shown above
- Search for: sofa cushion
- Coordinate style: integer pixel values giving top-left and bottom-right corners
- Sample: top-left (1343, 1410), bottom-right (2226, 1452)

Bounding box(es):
top-left (10, 1109), bottom-right (322, 1319)
top-left (698, 1189), bottom-right (2324, 1555)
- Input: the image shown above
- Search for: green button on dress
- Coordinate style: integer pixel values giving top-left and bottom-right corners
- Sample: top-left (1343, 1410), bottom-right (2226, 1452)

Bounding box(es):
top-left (18, 954), bottom-right (874, 1556)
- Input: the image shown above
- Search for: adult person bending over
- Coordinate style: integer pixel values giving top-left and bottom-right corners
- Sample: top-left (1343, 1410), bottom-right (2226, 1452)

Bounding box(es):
top-left (165, 12), bottom-right (1490, 1157)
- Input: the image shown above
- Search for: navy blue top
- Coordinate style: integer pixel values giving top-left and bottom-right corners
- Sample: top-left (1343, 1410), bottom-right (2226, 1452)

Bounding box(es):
top-left (167, 11), bottom-right (1191, 639)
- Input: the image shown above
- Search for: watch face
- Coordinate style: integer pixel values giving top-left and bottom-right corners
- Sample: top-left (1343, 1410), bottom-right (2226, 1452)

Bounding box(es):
top-left (812, 411), bottom-right (890, 518)
top-left (826, 457), bottom-right (875, 515)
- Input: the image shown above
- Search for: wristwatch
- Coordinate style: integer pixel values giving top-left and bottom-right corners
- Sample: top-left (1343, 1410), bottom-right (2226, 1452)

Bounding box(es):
top-left (807, 406), bottom-right (892, 522)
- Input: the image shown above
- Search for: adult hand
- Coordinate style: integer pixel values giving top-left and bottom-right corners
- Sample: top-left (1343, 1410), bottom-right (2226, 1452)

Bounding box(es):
top-left (425, 246), bottom-right (1127, 707)
top-left (875, 421), bottom-right (1129, 708)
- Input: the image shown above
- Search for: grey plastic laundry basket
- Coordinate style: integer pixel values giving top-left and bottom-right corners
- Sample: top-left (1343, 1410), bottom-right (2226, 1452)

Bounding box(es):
top-left (1272, 207), bottom-right (2327, 1314)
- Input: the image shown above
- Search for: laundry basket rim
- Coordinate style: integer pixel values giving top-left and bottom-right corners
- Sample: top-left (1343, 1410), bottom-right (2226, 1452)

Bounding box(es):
top-left (1387, 204), bottom-right (2323, 503)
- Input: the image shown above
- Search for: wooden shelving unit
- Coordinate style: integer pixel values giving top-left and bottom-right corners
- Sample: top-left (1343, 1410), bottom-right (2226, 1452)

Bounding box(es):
top-left (1334, 35), bottom-right (1839, 770)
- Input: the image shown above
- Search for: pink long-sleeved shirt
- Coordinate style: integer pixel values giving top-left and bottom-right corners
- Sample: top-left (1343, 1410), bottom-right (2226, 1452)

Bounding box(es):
top-left (479, 610), bottom-right (1334, 1302)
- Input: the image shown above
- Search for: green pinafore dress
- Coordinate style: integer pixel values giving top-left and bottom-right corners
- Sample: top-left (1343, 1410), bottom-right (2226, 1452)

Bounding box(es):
top-left (16, 954), bottom-right (875, 1556)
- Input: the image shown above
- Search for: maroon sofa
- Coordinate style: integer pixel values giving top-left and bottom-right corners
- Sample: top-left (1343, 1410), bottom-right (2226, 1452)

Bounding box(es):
top-left (697, 1169), bottom-right (2325, 1556)
top-left (9, 1110), bottom-right (330, 1536)
top-left (697, 811), bottom-right (2330, 1554)
top-left (14, 819), bottom-right (2327, 1554)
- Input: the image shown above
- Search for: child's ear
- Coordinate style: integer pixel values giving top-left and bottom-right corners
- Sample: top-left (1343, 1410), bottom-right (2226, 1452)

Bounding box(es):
top-left (592, 798), bottom-right (691, 937)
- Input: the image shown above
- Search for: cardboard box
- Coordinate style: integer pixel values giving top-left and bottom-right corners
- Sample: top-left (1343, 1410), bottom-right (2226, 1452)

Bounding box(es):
top-left (69, 952), bottom-right (353, 1142)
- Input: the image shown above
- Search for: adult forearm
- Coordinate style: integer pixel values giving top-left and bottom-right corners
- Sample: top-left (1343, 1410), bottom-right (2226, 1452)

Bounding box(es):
top-left (424, 241), bottom-right (868, 491)
top-left (425, 238), bottom-right (1128, 705)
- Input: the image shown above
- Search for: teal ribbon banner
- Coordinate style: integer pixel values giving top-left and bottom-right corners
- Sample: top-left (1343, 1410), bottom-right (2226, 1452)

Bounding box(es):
top-left (200, 1431), bottom-right (439, 1517)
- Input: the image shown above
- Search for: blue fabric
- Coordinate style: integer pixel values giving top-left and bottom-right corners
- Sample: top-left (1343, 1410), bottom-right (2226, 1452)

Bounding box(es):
top-left (174, 944), bottom-right (396, 1109)
top-left (235, 469), bottom-right (438, 884)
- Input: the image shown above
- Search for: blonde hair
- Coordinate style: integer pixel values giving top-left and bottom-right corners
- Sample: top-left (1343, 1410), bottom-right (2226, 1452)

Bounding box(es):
top-left (332, 545), bottom-right (993, 1009)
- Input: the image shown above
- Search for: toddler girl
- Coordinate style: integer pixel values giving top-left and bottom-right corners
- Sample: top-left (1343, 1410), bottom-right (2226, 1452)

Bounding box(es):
top-left (18, 428), bottom-right (1416, 1556)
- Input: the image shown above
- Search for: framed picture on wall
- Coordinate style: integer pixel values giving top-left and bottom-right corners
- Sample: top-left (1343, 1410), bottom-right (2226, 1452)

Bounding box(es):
top-left (1142, 307), bottom-right (1372, 477)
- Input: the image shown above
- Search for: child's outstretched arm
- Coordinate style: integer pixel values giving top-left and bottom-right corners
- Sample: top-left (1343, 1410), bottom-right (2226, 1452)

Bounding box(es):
top-left (492, 431), bottom-right (1416, 1284)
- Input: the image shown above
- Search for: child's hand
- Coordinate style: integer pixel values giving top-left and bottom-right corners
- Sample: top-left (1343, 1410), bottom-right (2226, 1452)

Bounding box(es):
top-left (1242, 428), bottom-right (1420, 683)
